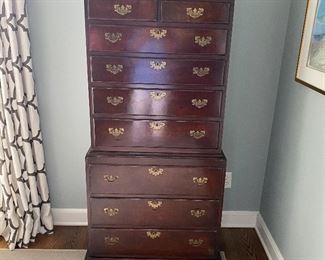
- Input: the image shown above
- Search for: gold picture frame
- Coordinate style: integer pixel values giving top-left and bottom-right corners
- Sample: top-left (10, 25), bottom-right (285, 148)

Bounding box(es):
top-left (296, 0), bottom-right (325, 95)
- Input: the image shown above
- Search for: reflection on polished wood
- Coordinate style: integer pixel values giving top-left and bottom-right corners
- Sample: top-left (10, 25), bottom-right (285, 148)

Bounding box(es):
top-left (91, 56), bottom-right (225, 85)
top-left (89, 25), bottom-right (228, 55)
top-left (94, 119), bottom-right (221, 150)
top-left (88, 162), bottom-right (226, 199)
top-left (89, 198), bottom-right (221, 228)
top-left (93, 88), bottom-right (223, 118)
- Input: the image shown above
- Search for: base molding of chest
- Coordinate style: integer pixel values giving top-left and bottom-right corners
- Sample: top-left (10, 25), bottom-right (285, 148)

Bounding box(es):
top-left (86, 254), bottom-right (222, 260)
top-left (86, 255), bottom-right (222, 260)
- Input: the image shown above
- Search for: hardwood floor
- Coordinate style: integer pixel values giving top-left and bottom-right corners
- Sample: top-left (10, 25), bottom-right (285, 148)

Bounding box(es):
top-left (0, 227), bottom-right (268, 260)
top-left (221, 228), bottom-right (268, 260)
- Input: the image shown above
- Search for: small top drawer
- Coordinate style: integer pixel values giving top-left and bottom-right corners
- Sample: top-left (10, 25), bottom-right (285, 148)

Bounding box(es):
top-left (87, 0), bottom-right (158, 21)
top-left (161, 0), bottom-right (231, 24)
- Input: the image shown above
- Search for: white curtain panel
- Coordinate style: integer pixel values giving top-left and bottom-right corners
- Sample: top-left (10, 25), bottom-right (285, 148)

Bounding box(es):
top-left (0, 0), bottom-right (53, 250)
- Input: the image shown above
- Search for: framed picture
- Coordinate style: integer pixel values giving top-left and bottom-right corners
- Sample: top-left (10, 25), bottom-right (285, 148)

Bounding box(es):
top-left (296, 0), bottom-right (325, 94)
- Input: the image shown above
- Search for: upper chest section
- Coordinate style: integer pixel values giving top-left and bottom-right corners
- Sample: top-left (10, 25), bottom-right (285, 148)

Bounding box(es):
top-left (86, 0), bottom-right (233, 25)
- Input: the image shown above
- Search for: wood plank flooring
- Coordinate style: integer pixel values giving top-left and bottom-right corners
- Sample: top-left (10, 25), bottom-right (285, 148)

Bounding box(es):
top-left (0, 227), bottom-right (268, 260)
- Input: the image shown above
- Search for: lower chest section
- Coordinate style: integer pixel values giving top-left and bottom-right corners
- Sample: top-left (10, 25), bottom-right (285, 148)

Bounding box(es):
top-left (86, 152), bottom-right (226, 258)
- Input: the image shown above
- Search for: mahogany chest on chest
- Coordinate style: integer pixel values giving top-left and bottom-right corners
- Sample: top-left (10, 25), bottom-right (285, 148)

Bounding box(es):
top-left (84, 0), bottom-right (234, 259)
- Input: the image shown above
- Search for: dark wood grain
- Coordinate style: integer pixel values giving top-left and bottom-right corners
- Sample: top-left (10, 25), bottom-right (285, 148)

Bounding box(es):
top-left (88, 24), bottom-right (228, 55)
top-left (161, 1), bottom-right (231, 24)
top-left (88, 228), bottom-right (219, 258)
top-left (89, 198), bottom-right (221, 229)
top-left (0, 227), bottom-right (268, 260)
top-left (0, 226), bottom-right (87, 249)
top-left (86, 150), bottom-right (227, 166)
top-left (90, 56), bottom-right (226, 86)
top-left (91, 88), bottom-right (224, 118)
top-left (84, 0), bottom-right (235, 258)
top-left (222, 228), bottom-right (268, 260)
top-left (88, 164), bottom-right (225, 199)
top-left (88, 0), bottom-right (158, 21)
top-left (93, 118), bottom-right (221, 150)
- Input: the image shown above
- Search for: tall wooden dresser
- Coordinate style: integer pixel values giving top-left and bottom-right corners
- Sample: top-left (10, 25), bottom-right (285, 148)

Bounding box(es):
top-left (84, 0), bottom-right (234, 259)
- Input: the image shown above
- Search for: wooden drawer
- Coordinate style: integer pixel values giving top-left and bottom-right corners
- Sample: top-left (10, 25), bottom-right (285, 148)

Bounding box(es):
top-left (161, 1), bottom-right (231, 24)
top-left (93, 118), bottom-right (221, 150)
top-left (92, 88), bottom-right (223, 118)
top-left (90, 198), bottom-right (220, 228)
top-left (87, 0), bottom-right (157, 21)
top-left (88, 24), bottom-right (228, 55)
top-left (90, 56), bottom-right (226, 86)
top-left (88, 228), bottom-right (219, 258)
top-left (88, 164), bottom-right (225, 199)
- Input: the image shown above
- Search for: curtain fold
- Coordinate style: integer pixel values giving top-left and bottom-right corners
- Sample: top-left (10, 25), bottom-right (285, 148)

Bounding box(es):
top-left (0, 0), bottom-right (53, 250)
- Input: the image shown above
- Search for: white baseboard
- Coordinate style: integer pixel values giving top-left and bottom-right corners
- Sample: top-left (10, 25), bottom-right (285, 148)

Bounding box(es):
top-left (255, 213), bottom-right (284, 260)
top-left (52, 208), bottom-right (87, 226)
top-left (52, 208), bottom-right (283, 260)
top-left (221, 211), bottom-right (258, 228)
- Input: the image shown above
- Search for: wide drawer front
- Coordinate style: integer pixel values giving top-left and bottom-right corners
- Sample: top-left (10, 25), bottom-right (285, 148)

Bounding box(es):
top-left (161, 1), bottom-right (231, 24)
top-left (92, 88), bottom-right (223, 118)
top-left (90, 198), bottom-right (220, 228)
top-left (88, 0), bottom-right (158, 21)
top-left (90, 56), bottom-right (226, 86)
top-left (93, 118), bottom-right (221, 150)
top-left (89, 25), bottom-right (228, 55)
top-left (88, 164), bottom-right (225, 199)
top-left (88, 228), bottom-right (218, 257)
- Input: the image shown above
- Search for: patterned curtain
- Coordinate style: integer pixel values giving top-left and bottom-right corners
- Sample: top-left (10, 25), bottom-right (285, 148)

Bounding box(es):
top-left (0, 0), bottom-right (53, 250)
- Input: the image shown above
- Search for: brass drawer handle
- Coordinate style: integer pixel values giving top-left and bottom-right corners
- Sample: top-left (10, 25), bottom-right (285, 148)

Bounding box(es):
top-left (186, 8), bottom-right (204, 19)
top-left (108, 128), bottom-right (125, 137)
top-left (148, 200), bottom-right (162, 210)
top-left (190, 130), bottom-right (206, 139)
top-left (191, 209), bottom-right (206, 218)
top-left (106, 64), bottom-right (123, 75)
top-left (150, 91), bottom-right (166, 101)
top-left (104, 175), bottom-right (119, 183)
top-left (114, 4), bottom-right (132, 16)
top-left (189, 238), bottom-right (204, 247)
top-left (149, 121), bottom-right (166, 130)
top-left (105, 236), bottom-right (119, 246)
top-left (193, 67), bottom-right (210, 77)
top-left (192, 99), bottom-right (208, 109)
top-left (150, 61), bottom-right (167, 71)
top-left (193, 177), bottom-right (208, 185)
top-left (105, 32), bottom-right (122, 43)
top-left (195, 36), bottom-right (212, 47)
top-left (148, 167), bottom-right (164, 176)
top-left (150, 28), bottom-right (167, 40)
top-left (104, 208), bottom-right (119, 217)
top-left (146, 231), bottom-right (161, 239)
top-left (107, 96), bottom-right (124, 106)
